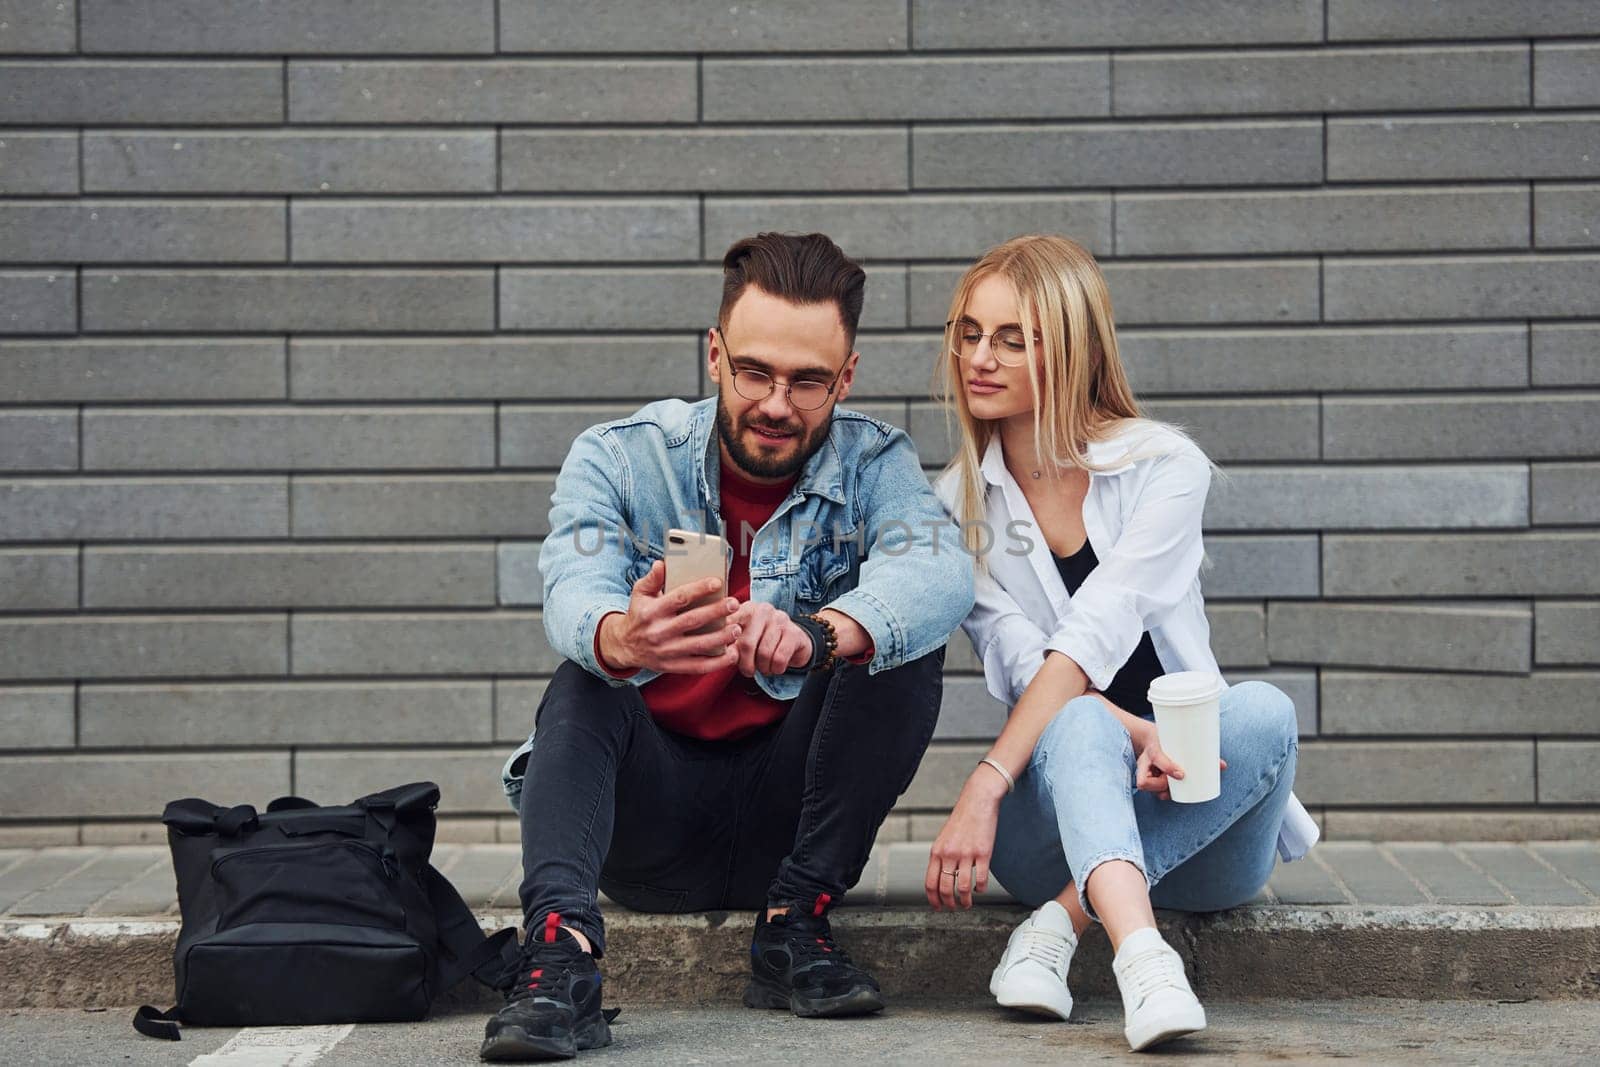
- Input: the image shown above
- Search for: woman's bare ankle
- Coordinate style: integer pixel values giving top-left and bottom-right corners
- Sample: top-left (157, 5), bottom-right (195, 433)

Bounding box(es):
top-left (1083, 860), bottom-right (1157, 951)
top-left (1053, 883), bottom-right (1093, 939)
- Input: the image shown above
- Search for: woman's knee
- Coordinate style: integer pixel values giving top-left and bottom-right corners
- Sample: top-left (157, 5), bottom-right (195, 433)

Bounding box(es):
top-left (1225, 680), bottom-right (1299, 749)
top-left (1037, 694), bottom-right (1126, 763)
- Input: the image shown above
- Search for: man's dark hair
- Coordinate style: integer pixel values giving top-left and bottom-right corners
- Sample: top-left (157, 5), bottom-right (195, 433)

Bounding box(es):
top-left (718, 232), bottom-right (866, 348)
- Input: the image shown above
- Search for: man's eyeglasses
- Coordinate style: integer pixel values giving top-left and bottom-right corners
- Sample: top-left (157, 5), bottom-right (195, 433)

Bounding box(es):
top-left (713, 327), bottom-right (842, 412)
top-left (946, 319), bottom-right (1038, 367)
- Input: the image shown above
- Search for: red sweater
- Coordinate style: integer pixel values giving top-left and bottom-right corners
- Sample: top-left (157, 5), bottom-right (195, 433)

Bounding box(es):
top-left (594, 463), bottom-right (871, 741)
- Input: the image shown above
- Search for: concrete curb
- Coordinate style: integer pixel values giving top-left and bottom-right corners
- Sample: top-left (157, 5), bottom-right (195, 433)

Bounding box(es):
top-left (5, 905), bottom-right (1600, 1009)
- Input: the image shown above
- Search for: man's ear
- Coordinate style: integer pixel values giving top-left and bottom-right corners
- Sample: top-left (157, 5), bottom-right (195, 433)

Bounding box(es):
top-left (706, 328), bottom-right (724, 387)
top-left (833, 350), bottom-right (860, 404)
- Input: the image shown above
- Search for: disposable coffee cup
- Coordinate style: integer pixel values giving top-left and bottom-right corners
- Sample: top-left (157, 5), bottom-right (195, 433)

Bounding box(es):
top-left (1146, 672), bottom-right (1225, 803)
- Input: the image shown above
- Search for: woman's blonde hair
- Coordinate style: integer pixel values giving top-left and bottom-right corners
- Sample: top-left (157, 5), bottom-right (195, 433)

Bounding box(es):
top-left (933, 234), bottom-right (1214, 565)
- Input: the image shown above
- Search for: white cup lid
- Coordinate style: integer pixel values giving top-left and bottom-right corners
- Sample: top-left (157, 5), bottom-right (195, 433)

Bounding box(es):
top-left (1147, 671), bottom-right (1225, 707)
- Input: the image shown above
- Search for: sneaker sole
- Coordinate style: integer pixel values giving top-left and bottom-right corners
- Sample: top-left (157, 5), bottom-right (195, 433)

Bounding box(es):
top-left (742, 977), bottom-right (885, 1018)
top-left (1125, 1009), bottom-right (1206, 1052)
top-left (989, 965), bottom-right (1073, 1021)
top-left (480, 1018), bottom-right (613, 1062)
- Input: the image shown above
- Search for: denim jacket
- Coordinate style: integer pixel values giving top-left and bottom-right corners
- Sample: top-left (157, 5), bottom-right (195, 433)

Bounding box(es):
top-left (537, 396), bottom-right (976, 700)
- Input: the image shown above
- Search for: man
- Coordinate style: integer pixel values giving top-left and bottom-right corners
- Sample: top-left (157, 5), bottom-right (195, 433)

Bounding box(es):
top-left (481, 232), bottom-right (975, 1061)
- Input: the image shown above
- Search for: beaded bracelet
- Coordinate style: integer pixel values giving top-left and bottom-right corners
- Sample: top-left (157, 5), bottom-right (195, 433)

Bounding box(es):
top-left (800, 612), bottom-right (839, 672)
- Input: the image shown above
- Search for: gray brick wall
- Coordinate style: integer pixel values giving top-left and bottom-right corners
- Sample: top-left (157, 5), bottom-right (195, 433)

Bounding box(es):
top-left (2, 2), bottom-right (1597, 844)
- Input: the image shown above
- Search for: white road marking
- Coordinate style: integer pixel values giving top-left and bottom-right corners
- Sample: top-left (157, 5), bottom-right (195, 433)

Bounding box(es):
top-left (188, 1023), bottom-right (355, 1067)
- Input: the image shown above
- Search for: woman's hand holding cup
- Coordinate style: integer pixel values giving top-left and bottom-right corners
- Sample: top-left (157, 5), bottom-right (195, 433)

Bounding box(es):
top-left (1133, 720), bottom-right (1225, 802)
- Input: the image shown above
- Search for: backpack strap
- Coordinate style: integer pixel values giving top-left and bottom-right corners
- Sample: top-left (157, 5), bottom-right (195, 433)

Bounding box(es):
top-left (440, 926), bottom-right (519, 993)
top-left (424, 864), bottom-right (519, 991)
top-left (160, 799), bottom-right (259, 838)
top-left (160, 798), bottom-right (223, 835)
top-left (132, 1004), bottom-right (182, 1041)
top-left (357, 781), bottom-right (440, 815)
top-left (213, 804), bottom-right (259, 837)
top-left (278, 813), bottom-right (367, 837)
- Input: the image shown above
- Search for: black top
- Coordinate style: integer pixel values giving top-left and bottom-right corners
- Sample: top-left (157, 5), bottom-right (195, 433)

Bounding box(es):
top-left (1053, 538), bottom-right (1164, 719)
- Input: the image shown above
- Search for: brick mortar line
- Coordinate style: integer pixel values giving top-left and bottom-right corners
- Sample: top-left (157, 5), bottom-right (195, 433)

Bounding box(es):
top-left (1529, 179), bottom-right (1537, 247)
top-left (484, 862), bottom-right (522, 911)
top-left (1522, 844), bottom-right (1600, 903)
top-left (1534, 736), bottom-right (1541, 803)
top-left (78, 852), bottom-right (168, 917)
top-left (27, 39), bottom-right (1600, 60)
top-left (1447, 841), bottom-right (1524, 903)
top-left (788, 42), bottom-right (1572, 58)
top-left (19, 109), bottom-right (1592, 132)
top-left (1375, 842), bottom-right (1439, 904)
top-left (13, 182), bottom-right (1583, 201)
top-left (1305, 847), bottom-right (1358, 905)
top-left (0, 851), bottom-right (33, 881)
top-left (39, 251), bottom-right (1598, 266)
top-left (0, 324), bottom-right (1567, 343)
top-left (5, 848), bottom-right (106, 918)
top-left (1529, 40), bottom-right (1537, 108)
top-left (489, 674), bottom-right (501, 742)
top-left (0, 177), bottom-right (1553, 196)
top-left (6, 456), bottom-right (1560, 475)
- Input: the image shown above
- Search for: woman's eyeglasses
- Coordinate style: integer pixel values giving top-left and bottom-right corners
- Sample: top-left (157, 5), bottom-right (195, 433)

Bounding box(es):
top-left (946, 320), bottom-right (1037, 367)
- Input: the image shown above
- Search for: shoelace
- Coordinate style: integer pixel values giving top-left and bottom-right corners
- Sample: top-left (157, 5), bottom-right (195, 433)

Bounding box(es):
top-left (1014, 922), bottom-right (1073, 977)
top-left (497, 953), bottom-right (574, 1002)
top-left (1118, 945), bottom-right (1188, 1005)
top-left (785, 917), bottom-right (856, 969)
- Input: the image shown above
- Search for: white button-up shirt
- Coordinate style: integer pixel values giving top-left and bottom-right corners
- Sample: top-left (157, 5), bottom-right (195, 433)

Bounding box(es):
top-left (934, 424), bottom-right (1318, 862)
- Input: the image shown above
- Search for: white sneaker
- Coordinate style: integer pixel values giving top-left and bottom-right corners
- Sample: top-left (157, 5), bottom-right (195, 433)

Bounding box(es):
top-left (988, 899), bottom-right (1077, 1020)
top-left (1111, 927), bottom-right (1207, 1051)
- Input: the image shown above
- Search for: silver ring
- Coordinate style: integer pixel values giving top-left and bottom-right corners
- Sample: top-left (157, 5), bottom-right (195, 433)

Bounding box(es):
top-left (942, 868), bottom-right (959, 876)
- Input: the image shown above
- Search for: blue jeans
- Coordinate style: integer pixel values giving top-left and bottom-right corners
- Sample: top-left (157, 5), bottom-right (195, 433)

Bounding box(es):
top-left (990, 680), bottom-right (1298, 922)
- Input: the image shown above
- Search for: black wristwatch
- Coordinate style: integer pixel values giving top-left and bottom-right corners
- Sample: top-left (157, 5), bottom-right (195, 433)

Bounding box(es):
top-left (787, 612), bottom-right (839, 674)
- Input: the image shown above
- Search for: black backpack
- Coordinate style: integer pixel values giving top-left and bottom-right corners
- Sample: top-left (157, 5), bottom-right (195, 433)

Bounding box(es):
top-left (133, 781), bottom-right (518, 1040)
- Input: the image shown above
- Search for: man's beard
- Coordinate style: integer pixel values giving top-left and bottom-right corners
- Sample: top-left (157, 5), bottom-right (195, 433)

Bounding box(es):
top-left (715, 392), bottom-right (831, 480)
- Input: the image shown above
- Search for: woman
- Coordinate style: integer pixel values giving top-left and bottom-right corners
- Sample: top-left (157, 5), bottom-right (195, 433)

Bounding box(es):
top-left (926, 235), bottom-right (1318, 1052)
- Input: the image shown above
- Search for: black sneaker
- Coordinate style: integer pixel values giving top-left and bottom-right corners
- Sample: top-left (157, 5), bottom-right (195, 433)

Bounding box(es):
top-left (743, 896), bottom-right (885, 1018)
top-left (481, 913), bottom-right (612, 1062)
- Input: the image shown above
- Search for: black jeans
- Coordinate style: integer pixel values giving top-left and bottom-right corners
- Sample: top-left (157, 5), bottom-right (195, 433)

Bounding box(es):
top-left (510, 646), bottom-right (945, 957)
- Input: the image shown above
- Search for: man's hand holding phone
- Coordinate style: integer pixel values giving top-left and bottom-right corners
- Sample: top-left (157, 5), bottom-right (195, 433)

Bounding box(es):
top-left (596, 559), bottom-right (741, 676)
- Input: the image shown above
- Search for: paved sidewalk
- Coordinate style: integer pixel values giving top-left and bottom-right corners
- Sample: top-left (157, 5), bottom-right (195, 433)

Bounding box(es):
top-left (4, 841), bottom-right (1600, 1008)
top-left (7, 840), bottom-right (1600, 916)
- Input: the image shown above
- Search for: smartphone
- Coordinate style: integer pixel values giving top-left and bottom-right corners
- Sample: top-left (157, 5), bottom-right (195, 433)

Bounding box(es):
top-left (664, 528), bottom-right (730, 636)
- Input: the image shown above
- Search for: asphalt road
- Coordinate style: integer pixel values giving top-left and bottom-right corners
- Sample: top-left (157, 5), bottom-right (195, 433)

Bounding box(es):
top-left (7, 999), bottom-right (1600, 1065)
